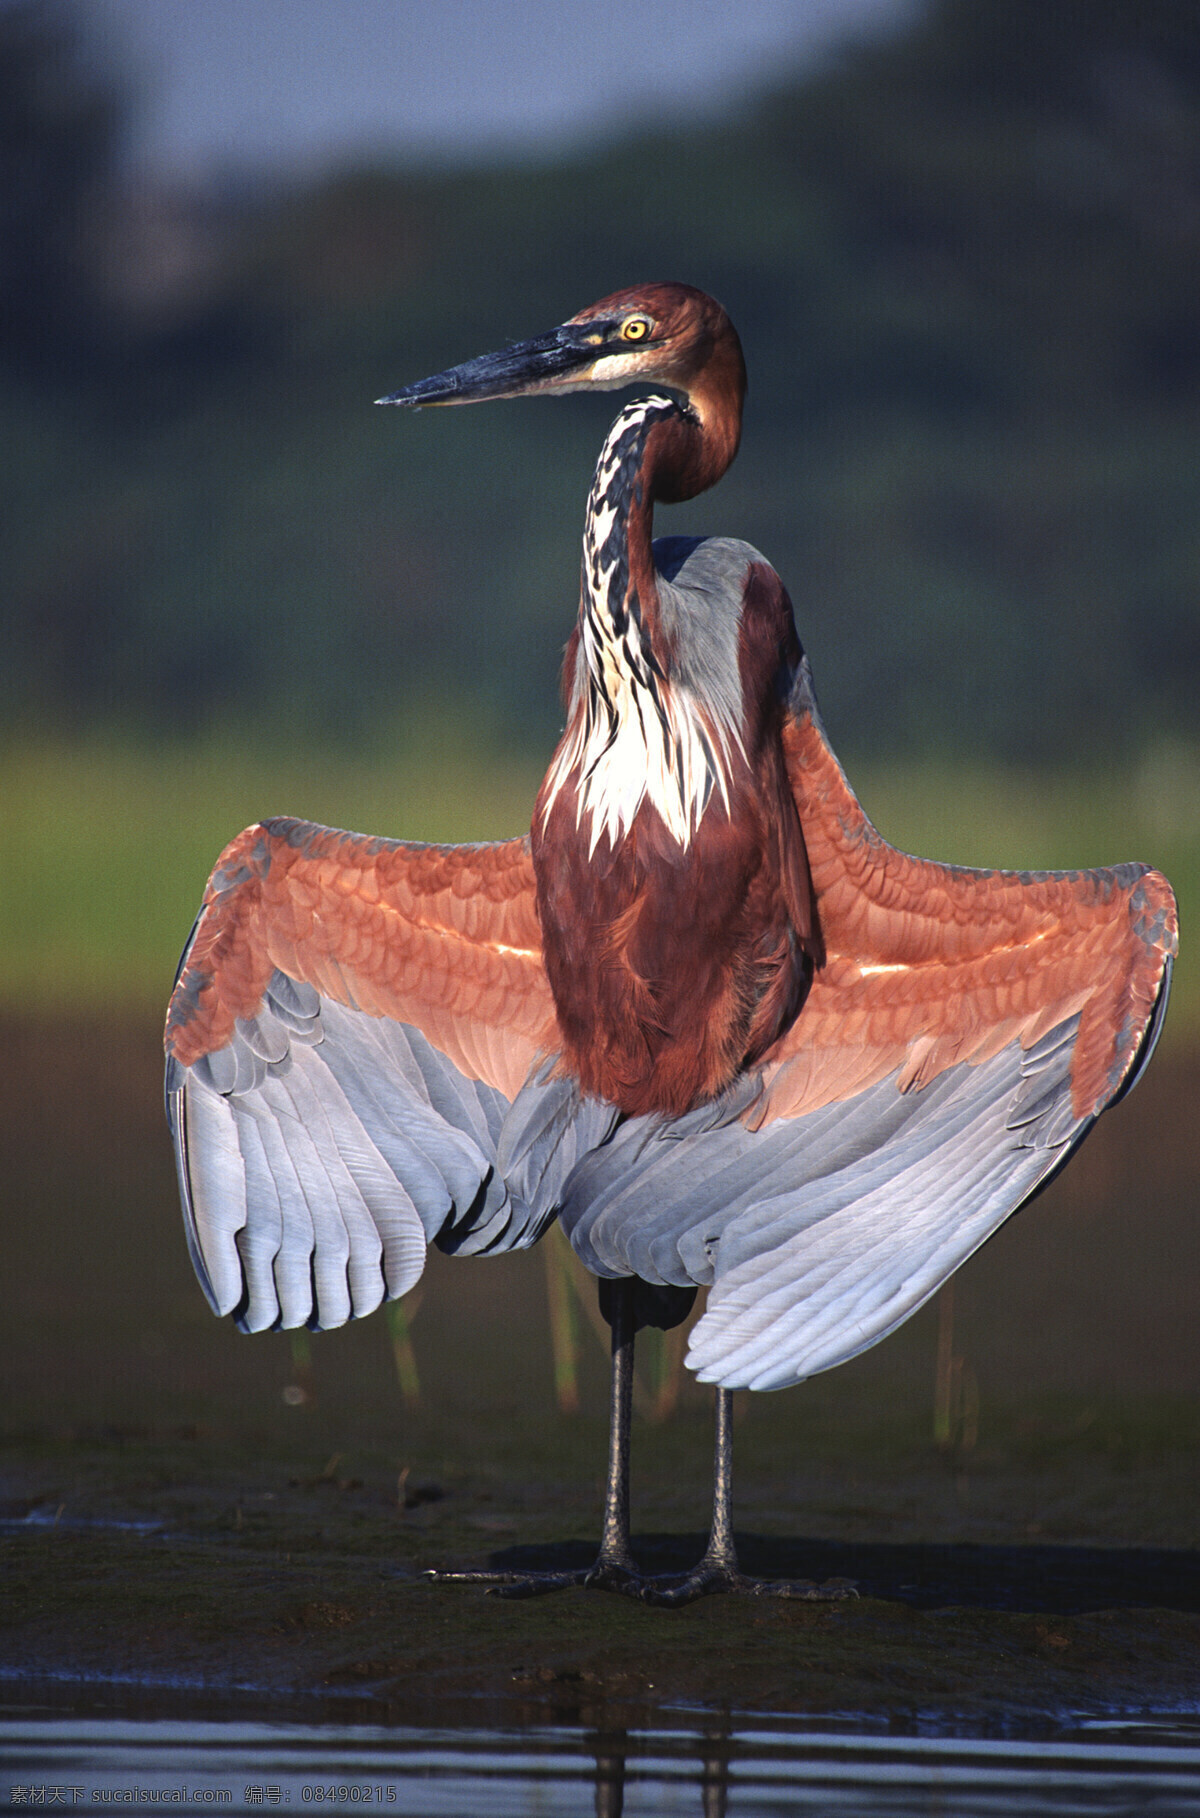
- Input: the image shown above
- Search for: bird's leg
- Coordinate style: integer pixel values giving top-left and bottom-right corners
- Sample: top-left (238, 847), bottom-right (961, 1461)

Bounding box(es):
top-left (429, 1287), bottom-right (855, 1606)
top-left (703, 1383), bottom-right (739, 1575)
top-left (425, 1278), bottom-right (644, 1600)
top-left (639, 1387), bottom-right (746, 1605)
top-left (641, 1388), bottom-right (858, 1607)
top-left (582, 1275), bottom-right (640, 1590)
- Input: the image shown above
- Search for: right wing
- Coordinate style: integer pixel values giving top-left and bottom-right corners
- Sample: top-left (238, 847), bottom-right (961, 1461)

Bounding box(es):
top-left (758, 659), bottom-right (1177, 1126)
top-left (556, 652), bottom-right (1177, 1392)
top-left (165, 817), bottom-right (613, 1333)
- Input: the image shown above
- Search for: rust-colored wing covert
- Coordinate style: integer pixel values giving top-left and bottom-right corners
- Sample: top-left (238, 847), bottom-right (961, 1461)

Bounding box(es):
top-left (761, 663), bottom-right (1177, 1127)
top-left (166, 818), bottom-right (555, 1098)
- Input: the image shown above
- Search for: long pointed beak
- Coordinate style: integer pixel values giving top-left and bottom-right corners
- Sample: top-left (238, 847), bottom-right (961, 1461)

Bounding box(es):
top-left (376, 322), bottom-right (607, 408)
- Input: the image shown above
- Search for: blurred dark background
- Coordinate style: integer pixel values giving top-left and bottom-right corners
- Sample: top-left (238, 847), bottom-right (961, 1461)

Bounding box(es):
top-left (5, 0), bottom-right (1200, 760)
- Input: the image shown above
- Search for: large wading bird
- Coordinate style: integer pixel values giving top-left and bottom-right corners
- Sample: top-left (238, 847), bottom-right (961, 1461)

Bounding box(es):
top-left (166, 283), bottom-right (1177, 1605)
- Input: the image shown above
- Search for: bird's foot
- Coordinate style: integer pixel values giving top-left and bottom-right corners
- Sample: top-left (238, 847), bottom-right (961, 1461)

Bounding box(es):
top-left (425, 1557), bottom-right (857, 1607)
top-left (639, 1561), bottom-right (858, 1608)
top-left (423, 1557), bottom-right (647, 1601)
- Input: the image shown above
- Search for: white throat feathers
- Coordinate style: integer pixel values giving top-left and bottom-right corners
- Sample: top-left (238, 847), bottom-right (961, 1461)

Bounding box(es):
top-left (540, 397), bottom-right (744, 856)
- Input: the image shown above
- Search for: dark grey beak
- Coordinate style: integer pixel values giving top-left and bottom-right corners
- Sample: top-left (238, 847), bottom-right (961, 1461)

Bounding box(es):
top-left (376, 322), bottom-right (609, 408)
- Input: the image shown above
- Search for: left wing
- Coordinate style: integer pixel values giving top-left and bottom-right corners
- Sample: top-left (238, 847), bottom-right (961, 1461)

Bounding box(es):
top-left (165, 818), bottom-right (613, 1333)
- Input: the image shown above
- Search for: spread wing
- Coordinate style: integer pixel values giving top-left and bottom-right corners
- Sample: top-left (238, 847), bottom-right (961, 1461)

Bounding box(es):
top-left (165, 818), bottom-right (614, 1333)
top-left (762, 659), bottom-right (1176, 1127)
top-left (558, 657), bottom-right (1177, 1391)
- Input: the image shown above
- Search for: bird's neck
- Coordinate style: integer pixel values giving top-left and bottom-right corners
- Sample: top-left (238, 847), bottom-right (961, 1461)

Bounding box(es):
top-left (579, 394), bottom-right (674, 695)
top-left (538, 396), bottom-right (743, 854)
top-left (576, 378), bottom-right (743, 675)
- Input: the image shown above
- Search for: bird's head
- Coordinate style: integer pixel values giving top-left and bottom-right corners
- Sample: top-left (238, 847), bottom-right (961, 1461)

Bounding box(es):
top-left (376, 282), bottom-right (746, 427)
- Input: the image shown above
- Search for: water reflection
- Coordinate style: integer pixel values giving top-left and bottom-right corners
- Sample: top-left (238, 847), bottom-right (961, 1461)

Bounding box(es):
top-left (7, 1707), bottom-right (1200, 1815)
top-left (589, 1720), bottom-right (739, 1818)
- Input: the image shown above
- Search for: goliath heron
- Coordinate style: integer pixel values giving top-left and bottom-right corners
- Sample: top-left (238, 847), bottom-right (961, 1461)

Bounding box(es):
top-left (165, 283), bottom-right (1176, 1605)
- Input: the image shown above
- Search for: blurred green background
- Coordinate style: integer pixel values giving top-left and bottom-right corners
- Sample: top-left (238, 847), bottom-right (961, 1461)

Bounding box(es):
top-left (0, 0), bottom-right (1195, 1033)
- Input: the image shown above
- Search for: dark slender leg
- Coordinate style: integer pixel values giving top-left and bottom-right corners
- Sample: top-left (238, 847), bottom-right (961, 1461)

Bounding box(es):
top-left (428, 1286), bottom-right (857, 1606)
top-left (587, 1277), bottom-right (639, 1583)
top-left (425, 1278), bottom-right (643, 1599)
top-left (641, 1387), bottom-right (857, 1606)
top-left (640, 1387), bottom-right (745, 1605)
top-left (702, 1386), bottom-right (738, 1574)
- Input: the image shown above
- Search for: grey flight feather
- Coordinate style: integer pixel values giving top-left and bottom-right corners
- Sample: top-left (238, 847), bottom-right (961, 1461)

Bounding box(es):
top-left (556, 1015), bottom-right (1092, 1391)
top-left (170, 952), bottom-right (1096, 1385)
top-left (168, 969), bottom-right (616, 1334)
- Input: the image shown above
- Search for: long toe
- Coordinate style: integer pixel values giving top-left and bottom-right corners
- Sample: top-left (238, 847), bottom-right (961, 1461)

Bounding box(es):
top-left (424, 1566), bottom-right (588, 1598)
top-left (492, 1569), bottom-right (592, 1600)
top-left (747, 1576), bottom-right (859, 1601)
top-left (641, 1568), bottom-right (859, 1607)
top-left (425, 1561), bottom-right (651, 1600)
top-left (583, 1559), bottom-right (649, 1600)
top-left (640, 1564), bottom-right (750, 1607)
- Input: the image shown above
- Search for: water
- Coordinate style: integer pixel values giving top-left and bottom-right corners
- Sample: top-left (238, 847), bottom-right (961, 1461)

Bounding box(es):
top-left (5, 1709), bottom-right (1200, 1816)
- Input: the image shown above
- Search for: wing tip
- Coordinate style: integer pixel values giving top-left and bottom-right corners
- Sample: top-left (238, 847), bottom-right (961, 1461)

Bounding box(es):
top-left (1105, 951), bottom-right (1175, 1112)
top-left (165, 1072), bottom-right (224, 1317)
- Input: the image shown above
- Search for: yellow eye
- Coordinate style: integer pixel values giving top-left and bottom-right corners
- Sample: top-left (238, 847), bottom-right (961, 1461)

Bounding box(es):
top-left (621, 317), bottom-right (651, 342)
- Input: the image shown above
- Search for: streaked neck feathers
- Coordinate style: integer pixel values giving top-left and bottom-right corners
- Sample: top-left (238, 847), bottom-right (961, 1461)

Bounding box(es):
top-left (541, 399), bottom-right (745, 854)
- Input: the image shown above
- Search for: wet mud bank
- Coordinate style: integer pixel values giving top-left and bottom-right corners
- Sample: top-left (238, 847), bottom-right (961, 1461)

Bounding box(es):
top-left (3, 1440), bottom-right (1199, 1728)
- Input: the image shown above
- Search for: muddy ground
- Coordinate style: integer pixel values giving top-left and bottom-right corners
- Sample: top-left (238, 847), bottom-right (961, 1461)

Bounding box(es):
top-left (2, 1014), bottom-right (1198, 1726)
